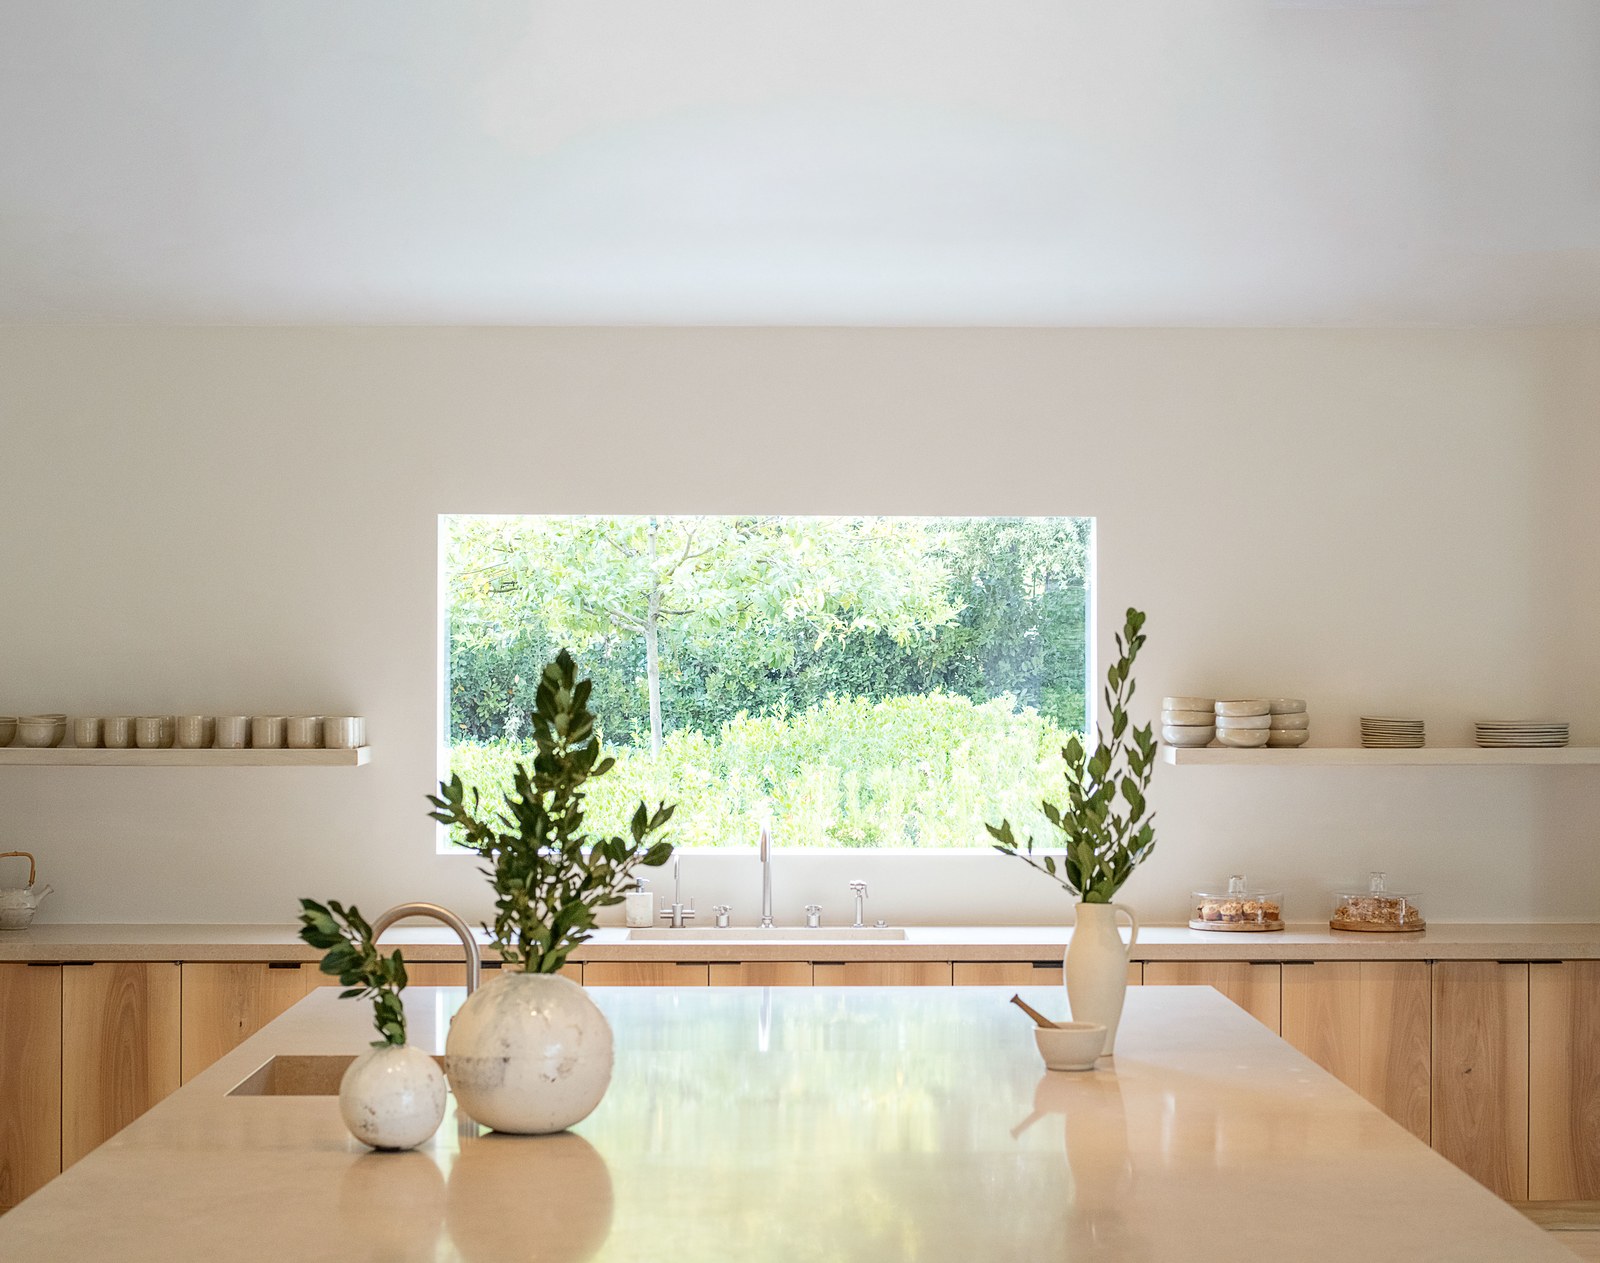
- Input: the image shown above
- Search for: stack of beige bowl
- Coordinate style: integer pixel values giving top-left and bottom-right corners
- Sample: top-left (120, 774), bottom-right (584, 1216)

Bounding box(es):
top-left (1267, 699), bottom-right (1309, 747)
top-left (1214, 699), bottom-right (1271, 747)
top-left (1161, 696), bottom-right (1216, 748)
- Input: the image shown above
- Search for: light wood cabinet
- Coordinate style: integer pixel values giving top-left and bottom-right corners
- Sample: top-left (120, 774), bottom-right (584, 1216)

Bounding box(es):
top-left (1143, 961), bottom-right (1280, 1032)
top-left (1432, 961), bottom-right (1529, 1200)
top-left (180, 964), bottom-right (312, 1083)
top-left (811, 962), bottom-right (952, 986)
top-left (1530, 961), bottom-right (1600, 1199)
top-left (951, 961), bottom-right (1142, 987)
top-left (708, 962), bottom-right (813, 986)
top-left (61, 963), bottom-right (181, 1169)
top-left (401, 962), bottom-right (581, 986)
top-left (1280, 961), bottom-right (1430, 1141)
top-left (583, 962), bottom-right (709, 987)
top-left (0, 965), bottom-right (61, 1210)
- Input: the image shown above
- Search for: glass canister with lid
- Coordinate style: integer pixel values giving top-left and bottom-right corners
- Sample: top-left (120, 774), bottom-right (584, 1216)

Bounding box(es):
top-left (1190, 874), bottom-right (1284, 932)
top-left (1330, 871), bottom-right (1425, 932)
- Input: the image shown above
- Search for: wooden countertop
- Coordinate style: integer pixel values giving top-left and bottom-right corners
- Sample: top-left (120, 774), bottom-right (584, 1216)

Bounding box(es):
top-left (2, 921), bottom-right (1600, 962)
top-left (0, 985), bottom-right (1571, 1261)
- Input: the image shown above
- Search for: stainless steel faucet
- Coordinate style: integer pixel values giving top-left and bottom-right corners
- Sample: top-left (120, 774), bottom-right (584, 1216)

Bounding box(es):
top-left (371, 901), bottom-right (481, 993)
top-left (759, 821), bottom-right (775, 929)
top-left (849, 881), bottom-right (869, 929)
top-left (660, 854), bottom-right (697, 928)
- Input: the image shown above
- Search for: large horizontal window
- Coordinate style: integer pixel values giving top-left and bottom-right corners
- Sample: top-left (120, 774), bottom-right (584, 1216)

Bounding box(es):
top-left (442, 514), bottom-right (1092, 849)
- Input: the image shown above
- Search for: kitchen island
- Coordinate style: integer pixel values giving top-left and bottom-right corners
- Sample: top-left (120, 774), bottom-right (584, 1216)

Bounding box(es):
top-left (0, 985), bottom-right (1574, 1261)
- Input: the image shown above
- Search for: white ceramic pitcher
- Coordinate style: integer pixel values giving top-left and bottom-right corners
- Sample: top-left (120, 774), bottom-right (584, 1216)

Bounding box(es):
top-left (1064, 901), bottom-right (1139, 1055)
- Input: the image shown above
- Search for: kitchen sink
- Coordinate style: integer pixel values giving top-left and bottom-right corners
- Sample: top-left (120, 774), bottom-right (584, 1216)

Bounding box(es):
top-left (625, 926), bottom-right (906, 941)
top-left (227, 1053), bottom-right (445, 1097)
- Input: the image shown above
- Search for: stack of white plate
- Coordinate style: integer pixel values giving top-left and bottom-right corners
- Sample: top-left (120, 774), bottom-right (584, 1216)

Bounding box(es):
top-left (1474, 720), bottom-right (1569, 748)
top-left (1161, 696), bottom-right (1215, 748)
top-left (1267, 699), bottom-right (1309, 747)
top-left (1214, 700), bottom-right (1271, 748)
top-left (1361, 717), bottom-right (1425, 748)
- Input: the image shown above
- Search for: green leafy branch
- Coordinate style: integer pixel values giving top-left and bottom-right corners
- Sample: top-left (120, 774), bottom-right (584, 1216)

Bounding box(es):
top-left (296, 899), bottom-right (409, 1048)
top-left (428, 648), bottom-right (675, 973)
top-left (986, 607), bottom-right (1157, 903)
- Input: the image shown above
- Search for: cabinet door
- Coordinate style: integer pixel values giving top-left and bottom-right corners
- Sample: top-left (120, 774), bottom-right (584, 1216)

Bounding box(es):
top-left (951, 962), bottom-right (1141, 987)
top-left (812, 962), bottom-right (952, 986)
top-left (62, 963), bottom-right (181, 1169)
top-left (403, 962), bottom-right (582, 986)
top-left (954, 961), bottom-right (1063, 986)
top-left (583, 962), bottom-right (710, 987)
top-left (1144, 961), bottom-right (1280, 1032)
top-left (1432, 961), bottom-right (1529, 1200)
top-left (180, 963), bottom-right (313, 1082)
top-left (708, 962), bottom-right (813, 986)
top-left (1530, 961), bottom-right (1600, 1199)
top-left (0, 964), bottom-right (61, 1210)
top-left (1281, 961), bottom-right (1430, 1142)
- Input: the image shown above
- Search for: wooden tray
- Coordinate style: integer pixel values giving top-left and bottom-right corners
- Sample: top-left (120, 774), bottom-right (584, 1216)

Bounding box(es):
top-left (1189, 919), bottom-right (1285, 932)
top-left (1329, 919), bottom-right (1426, 933)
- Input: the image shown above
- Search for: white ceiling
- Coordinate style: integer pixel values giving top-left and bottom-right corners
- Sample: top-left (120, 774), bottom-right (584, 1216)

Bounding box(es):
top-left (1, 1), bottom-right (1597, 325)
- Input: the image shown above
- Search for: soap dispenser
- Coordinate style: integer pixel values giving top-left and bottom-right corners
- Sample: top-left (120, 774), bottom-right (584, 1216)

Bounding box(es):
top-left (623, 877), bottom-right (654, 928)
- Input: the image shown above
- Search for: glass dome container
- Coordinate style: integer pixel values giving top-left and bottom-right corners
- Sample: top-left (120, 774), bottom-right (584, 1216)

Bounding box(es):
top-left (1190, 874), bottom-right (1284, 932)
top-left (1330, 871), bottom-right (1425, 932)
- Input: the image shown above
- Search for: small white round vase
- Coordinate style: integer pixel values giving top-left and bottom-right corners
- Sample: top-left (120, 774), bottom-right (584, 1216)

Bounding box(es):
top-left (445, 970), bottom-right (613, 1134)
top-left (338, 1043), bottom-right (448, 1151)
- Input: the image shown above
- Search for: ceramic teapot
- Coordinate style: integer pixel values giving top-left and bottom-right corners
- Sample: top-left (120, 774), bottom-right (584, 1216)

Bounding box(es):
top-left (0, 851), bottom-right (52, 929)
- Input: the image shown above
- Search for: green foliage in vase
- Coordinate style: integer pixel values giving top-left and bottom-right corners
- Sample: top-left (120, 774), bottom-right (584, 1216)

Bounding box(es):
top-left (986, 608), bottom-right (1157, 903)
top-left (428, 649), bottom-right (675, 973)
top-left (296, 899), bottom-right (409, 1048)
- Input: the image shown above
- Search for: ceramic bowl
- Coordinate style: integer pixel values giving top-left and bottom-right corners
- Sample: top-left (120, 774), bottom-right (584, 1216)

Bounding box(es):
top-left (16, 718), bottom-right (65, 748)
top-left (1269, 711), bottom-right (1310, 731)
top-left (1266, 698), bottom-right (1307, 714)
top-left (1162, 696), bottom-right (1214, 712)
top-left (1162, 724), bottom-right (1215, 747)
top-left (1268, 728), bottom-right (1311, 747)
top-left (0, 717), bottom-right (15, 747)
top-left (1035, 1022), bottom-right (1107, 1071)
top-left (1215, 727), bottom-right (1271, 748)
top-left (1215, 713), bottom-right (1271, 730)
top-left (1214, 699), bottom-right (1270, 717)
top-left (1162, 709), bottom-right (1214, 726)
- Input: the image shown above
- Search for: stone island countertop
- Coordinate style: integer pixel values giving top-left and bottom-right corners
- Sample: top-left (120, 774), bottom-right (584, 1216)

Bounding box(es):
top-left (2, 921), bottom-right (1600, 962)
top-left (0, 984), bottom-right (1575, 1261)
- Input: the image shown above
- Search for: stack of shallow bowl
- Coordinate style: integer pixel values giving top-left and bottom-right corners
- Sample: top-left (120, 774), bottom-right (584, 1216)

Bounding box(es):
top-left (1360, 717), bottom-right (1424, 748)
top-left (1161, 696), bottom-right (1215, 748)
top-left (1214, 699), bottom-right (1270, 747)
top-left (1474, 719), bottom-right (1569, 748)
top-left (1267, 699), bottom-right (1309, 747)
top-left (15, 714), bottom-right (66, 748)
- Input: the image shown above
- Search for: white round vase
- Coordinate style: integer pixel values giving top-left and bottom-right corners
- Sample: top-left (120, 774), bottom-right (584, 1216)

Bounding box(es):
top-left (445, 970), bottom-right (613, 1134)
top-left (338, 1043), bottom-right (448, 1151)
top-left (1064, 901), bottom-right (1140, 1056)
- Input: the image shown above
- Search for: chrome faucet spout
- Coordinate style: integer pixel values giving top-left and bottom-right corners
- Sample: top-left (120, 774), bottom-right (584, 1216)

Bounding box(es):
top-left (371, 901), bottom-right (482, 994)
top-left (759, 821), bottom-right (774, 929)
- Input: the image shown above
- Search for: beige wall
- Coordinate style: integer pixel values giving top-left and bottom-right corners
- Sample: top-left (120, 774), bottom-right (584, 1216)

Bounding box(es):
top-left (2, 326), bottom-right (1597, 925)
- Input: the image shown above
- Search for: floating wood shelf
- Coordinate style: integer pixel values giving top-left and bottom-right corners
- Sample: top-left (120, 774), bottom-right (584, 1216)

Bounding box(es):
top-left (1161, 746), bottom-right (1600, 767)
top-left (0, 747), bottom-right (371, 767)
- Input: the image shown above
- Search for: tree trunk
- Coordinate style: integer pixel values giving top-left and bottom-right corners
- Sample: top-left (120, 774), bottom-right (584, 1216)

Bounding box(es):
top-left (645, 519), bottom-right (664, 757)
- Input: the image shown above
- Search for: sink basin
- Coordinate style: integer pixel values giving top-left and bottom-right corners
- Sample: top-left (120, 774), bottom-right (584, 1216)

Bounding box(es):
top-left (625, 926), bottom-right (907, 941)
top-left (228, 1053), bottom-right (445, 1097)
